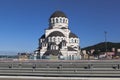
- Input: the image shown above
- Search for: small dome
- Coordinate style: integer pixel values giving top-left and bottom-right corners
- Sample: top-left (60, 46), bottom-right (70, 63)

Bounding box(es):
top-left (48, 31), bottom-right (65, 37)
top-left (69, 32), bottom-right (78, 38)
top-left (50, 11), bottom-right (67, 18)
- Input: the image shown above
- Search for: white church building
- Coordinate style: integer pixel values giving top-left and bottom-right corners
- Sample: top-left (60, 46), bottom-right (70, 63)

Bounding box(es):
top-left (35, 11), bottom-right (81, 60)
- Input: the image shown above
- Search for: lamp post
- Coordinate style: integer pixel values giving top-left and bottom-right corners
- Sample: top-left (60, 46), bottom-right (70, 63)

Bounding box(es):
top-left (104, 31), bottom-right (107, 54)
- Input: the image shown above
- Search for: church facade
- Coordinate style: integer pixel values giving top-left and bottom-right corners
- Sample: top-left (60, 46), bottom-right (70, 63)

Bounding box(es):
top-left (35, 11), bottom-right (81, 60)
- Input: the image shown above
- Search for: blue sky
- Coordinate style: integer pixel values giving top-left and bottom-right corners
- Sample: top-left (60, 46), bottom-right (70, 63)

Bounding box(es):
top-left (0, 0), bottom-right (120, 53)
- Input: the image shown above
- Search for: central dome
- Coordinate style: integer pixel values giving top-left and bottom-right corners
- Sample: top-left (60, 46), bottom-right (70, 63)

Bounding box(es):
top-left (50, 11), bottom-right (67, 18)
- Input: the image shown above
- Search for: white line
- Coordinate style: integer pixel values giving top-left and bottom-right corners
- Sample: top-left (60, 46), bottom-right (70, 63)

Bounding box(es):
top-left (0, 76), bottom-right (120, 80)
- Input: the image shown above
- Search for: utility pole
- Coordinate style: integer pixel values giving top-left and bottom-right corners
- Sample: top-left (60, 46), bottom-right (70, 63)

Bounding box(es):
top-left (104, 31), bottom-right (107, 54)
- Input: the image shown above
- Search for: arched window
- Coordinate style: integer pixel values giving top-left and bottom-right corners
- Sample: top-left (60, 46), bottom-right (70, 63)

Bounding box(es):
top-left (72, 55), bottom-right (74, 60)
top-left (66, 19), bottom-right (67, 23)
top-left (66, 19), bottom-right (68, 23)
top-left (53, 19), bottom-right (55, 24)
top-left (58, 38), bottom-right (60, 42)
top-left (56, 18), bottom-right (58, 23)
top-left (53, 38), bottom-right (55, 42)
top-left (60, 18), bottom-right (62, 23)
top-left (64, 43), bottom-right (66, 46)
top-left (75, 39), bottom-right (76, 43)
top-left (69, 55), bottom-right (71, 60)
top-left (61, 38), bottom-right (63, 41)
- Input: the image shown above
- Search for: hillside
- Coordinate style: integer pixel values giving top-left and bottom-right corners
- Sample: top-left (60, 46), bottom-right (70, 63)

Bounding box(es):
top-left (82, 42), bottom-right (120, 52)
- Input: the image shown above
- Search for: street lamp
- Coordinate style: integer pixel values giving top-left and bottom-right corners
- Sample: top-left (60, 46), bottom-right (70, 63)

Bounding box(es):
top-left (104, 31), bottom-right (107, 54)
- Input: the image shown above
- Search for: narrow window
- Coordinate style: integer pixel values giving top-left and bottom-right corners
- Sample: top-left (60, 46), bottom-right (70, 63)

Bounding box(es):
top-left (66, 19), bottom-right (67, 23)
top-left (60, 18), bottom-right (62, 23)
top-left (72, 55), bottom-right (74, 60)
top-left (75, 39), bottom-right (76, 43)
top-left (53, 38), bottom-right (55, 42)
top-left (53, 19), bottom-right (55, 24)
top-left (56, 18), bottom-right (58, 23)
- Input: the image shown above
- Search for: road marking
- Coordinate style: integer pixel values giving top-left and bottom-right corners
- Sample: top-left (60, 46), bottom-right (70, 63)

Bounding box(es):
top-left (0, 76), bottom-right (120, 80)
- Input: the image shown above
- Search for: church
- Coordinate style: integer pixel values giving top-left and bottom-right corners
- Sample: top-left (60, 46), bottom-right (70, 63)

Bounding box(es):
top-left (35, 11), bottom-right (81, 60)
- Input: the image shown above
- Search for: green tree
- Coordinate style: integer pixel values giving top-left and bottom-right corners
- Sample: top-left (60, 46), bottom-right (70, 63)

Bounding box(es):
top-left (93, 50), bottom-right (100, 57)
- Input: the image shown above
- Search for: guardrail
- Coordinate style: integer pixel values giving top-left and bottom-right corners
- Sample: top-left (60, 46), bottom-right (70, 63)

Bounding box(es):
top-left (0, 60), bottom-right (119, 77)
